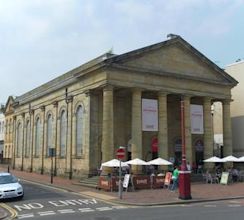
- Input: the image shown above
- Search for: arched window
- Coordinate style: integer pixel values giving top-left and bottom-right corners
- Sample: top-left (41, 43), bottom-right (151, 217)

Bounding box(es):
top-left (47, 114), bottom-right (53, 156)
top-left (60, 110), bottom-right (66, 157)
top-left (35, 118), bottom-right (41, 157)
top-left (76, 105), bottom-right (83, 157)
top-left (16, 122), bottom-right (22, 157)
top-left (25, 120), bottom-right (31, 157)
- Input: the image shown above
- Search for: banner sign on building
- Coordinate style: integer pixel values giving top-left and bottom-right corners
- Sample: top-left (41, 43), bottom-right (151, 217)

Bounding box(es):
top-left (142, 99), bottom-right (158, 131)
top-left (190, 104), bottom-right (204, 134)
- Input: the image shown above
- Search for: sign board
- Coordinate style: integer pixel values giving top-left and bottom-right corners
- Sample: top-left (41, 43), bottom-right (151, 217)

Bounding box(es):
top-left (190, 104), bottom-right (204, 134)
top-left (116, 147), bottom-right (125, 159)
top-left (220, 172), bottom-right (229, 185)
top-left (164, 172), bottom-right (172, 186)
top-left (142, 99), bottom-right (158, 131)
top-left (123, 174), bottom-right (130, 188)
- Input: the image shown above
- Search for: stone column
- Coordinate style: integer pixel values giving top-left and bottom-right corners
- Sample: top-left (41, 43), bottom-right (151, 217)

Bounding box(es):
top-left (222, 99), bottom-right (232, 156)
top-left (101, 85), bottom-right (114, 174)
top-left (203, 97), bottom-right (214, 169)
top-left (184, 96), bottom-right (193, 164)
top-left (131, 88), bottom-right (142, 174)
top-left (158, 92), bottom-right (168, 159)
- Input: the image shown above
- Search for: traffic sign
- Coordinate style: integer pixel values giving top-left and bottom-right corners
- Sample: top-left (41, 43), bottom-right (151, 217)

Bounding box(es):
top-left (116, 147), bottom-right (125, 159)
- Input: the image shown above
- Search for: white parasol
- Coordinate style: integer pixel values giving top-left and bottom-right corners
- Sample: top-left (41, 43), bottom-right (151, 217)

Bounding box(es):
top-left (222, 155), bottom-right (239, 162)
top-left (101, 159), bottom-right (128, 168)
top-left (237, 156), bottom-right (244, 162)
top-left (125, 158), bottom-right (149, 165)
top-left (203, 156), bottom-right (224, 163)
top-left (148, 157), bottom-right (172, 165)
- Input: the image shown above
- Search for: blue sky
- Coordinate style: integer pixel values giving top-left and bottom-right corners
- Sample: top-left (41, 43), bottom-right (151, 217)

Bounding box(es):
top-left (0, 0), bottom-right (244, 104)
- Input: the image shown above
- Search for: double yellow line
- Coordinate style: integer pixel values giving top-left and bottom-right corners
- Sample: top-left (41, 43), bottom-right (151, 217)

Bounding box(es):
top-left (0, 203), bottom-right (18, 219)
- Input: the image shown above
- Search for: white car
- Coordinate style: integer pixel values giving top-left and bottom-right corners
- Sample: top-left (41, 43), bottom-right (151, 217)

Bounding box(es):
top-left (0, 172), bottom-right (24, 200)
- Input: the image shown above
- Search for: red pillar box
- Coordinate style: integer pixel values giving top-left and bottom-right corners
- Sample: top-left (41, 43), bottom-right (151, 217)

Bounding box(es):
top-left (179, 170), bottom-right (192, 200)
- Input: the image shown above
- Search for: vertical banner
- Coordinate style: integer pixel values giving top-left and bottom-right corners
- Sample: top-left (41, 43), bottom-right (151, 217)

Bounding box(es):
top-left (190, 104), bottom-right (204, 134)
top-left (142, 99), bottom-right (158, 131)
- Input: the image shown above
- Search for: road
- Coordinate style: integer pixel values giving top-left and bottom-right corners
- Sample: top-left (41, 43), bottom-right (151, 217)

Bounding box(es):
top-left (5, 180), bottom-right (244, 220)
top-left (5, 180), bottom-right (129, 219)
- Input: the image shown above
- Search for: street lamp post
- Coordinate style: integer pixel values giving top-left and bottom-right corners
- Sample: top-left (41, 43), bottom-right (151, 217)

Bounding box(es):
top-left (179, 96), bottom-right (192, 200)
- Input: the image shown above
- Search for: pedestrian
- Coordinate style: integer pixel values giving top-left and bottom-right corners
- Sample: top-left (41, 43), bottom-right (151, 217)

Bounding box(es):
top-left (186, 162), bottom-right (191, 171)
top-left (170, 166), bottom-right (179, 191)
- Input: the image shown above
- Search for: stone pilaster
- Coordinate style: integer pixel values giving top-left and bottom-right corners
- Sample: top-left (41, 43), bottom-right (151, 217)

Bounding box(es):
top-left (158, 92), bottom-right (168, 159)
top-left (101, 85), bottom-right (114, 174)
top-left (203, 97), bottom-right (214, 169)
top-left (21, 113), bottom-right (25, 171)
top-left (66, 96), bottom-right (73, 179)
top-left (53, 101), bottom-right (58, 176)
top-left (12, 115), bottom-right (16, 169)
top-left (40, 106), bottom-right (45, 174)
top-left (184, 96), bottom-right (193, 164)
top-left (222, 99), bottom-right (232, 157)
top-left (29, 109), bottom-right (34, 172)
top-left (131, 88), bottom-right (142, 174)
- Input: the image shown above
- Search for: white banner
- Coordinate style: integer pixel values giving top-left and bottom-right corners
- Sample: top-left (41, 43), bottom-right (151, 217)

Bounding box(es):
top-left (190, 104), bottom-right (204, 134)
top-left (142, 99), bottom-right (158, 131)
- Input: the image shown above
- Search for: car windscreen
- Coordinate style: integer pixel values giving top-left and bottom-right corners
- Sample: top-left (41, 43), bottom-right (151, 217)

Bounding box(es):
top-left (0, 175), bottom-right (18, 184)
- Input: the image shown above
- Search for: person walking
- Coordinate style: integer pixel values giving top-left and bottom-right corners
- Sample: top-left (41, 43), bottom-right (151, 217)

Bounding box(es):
top-left (171, 166), bottom-right (179, 191)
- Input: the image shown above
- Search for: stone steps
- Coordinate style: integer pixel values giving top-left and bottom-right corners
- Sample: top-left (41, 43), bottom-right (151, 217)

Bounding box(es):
top-left (79, 176), bottom-right (99, 189)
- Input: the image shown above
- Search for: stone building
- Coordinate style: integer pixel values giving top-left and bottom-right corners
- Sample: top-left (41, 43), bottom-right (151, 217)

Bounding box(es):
top-left (225, 60), bottom-right (244, 157)
top-left (0, 106), bottom-right (5, 157)
top-left (8, 35), bottom-right (237, 178)
top-left (3, 96), bottom-right (15, 163)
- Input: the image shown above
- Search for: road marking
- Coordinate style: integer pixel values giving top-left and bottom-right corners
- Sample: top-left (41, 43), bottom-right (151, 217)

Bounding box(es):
top-left (18, 213), bottom-right (35, 219)
top-left (0, 203), bottom-right (18, 219)
top-left (38, 211), bottom-right (56, 216)
top-left (204, 204), bottom-right (217, 207)
top-left (58, 209), bottom-right (76, 214)
top-left (96, 207), bottom-right (113, 211)
top-left (78, 208), bottom-right (95, 212)
top-left (112, 205), bottom-right (128, 209)
top-left (228, 204), bottom-right (241, 207)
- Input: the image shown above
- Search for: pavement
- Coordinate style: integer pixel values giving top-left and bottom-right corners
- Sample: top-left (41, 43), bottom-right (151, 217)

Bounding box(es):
top-left (1, 165), bottom-right (244, 218)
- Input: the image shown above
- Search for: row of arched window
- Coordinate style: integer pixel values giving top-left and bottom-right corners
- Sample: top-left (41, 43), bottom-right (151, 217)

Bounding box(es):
top-left (16, 105), bottom-right (84, 158)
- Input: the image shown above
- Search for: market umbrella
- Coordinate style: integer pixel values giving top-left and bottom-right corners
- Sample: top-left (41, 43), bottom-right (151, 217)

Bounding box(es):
top-left (203, 156), bottom-right (224, 163)
top-left (101, 159), bottom-right (128, 168)
top-left (222, 155), bottom-right (239, 162)
top-left (148, 157), bottom-right (173, 166)
top-left (125, 158), bottom-right (149, 165)
top-left (237, 156), bottom-right (244, 162)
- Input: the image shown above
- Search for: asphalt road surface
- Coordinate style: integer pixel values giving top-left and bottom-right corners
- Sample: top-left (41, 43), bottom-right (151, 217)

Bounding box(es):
top-left (4, 180), bottom-right (244, 220)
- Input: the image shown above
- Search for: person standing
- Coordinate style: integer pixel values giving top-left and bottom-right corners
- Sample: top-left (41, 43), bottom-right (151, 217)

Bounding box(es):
top-left (171, 166), bottom-right (179, 191)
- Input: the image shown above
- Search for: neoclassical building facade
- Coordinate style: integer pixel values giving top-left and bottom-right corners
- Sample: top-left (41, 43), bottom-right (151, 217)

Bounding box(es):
top-left (6, 36), bottom-right (237, 178)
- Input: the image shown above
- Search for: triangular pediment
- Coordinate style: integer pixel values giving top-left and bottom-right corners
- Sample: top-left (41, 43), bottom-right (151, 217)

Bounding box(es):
top-left (4, 96), bottom-right (15, 114)
top-left (110, 37), bottom-right (237, 86)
